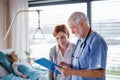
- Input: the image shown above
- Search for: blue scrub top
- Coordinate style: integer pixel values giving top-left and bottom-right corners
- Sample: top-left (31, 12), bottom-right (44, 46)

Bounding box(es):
top-left (72, 32), bottom-right (108, 80)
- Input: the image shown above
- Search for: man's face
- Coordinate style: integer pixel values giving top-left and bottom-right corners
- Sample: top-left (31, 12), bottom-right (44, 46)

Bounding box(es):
top-left (69, 21), bottom-right (81, 38)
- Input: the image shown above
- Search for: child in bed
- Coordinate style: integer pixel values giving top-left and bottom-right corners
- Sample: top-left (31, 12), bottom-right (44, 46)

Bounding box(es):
top-left (7, 51), bottom-right (29, 79)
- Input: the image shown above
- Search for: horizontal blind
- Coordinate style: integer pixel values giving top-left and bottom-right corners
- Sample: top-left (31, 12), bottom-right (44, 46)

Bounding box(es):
top-left (92, 0), bottom-right (120, 77)
top-left (28, 3), bottom-right (87, 58)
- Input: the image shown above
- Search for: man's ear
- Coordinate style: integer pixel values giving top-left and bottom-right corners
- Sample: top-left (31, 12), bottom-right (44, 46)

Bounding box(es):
top-left (79, 20), bottom-right (84, 26)
top-left (81, 20), bottom-right (87, 28)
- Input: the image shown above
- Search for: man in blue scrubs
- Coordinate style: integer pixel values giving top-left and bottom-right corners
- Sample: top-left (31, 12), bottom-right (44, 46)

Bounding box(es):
top-left (56, 12), bottom-right (108, 80)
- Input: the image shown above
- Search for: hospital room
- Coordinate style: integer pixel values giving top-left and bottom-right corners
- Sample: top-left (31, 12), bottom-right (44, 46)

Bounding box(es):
top-left (0, 0), bottom-right (120, 80)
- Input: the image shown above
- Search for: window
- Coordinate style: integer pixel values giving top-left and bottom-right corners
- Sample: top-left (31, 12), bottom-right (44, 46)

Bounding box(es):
top-left (28, 3), bottom-right (87, 59)
top-left (28, 0), bottom-right (120, 79)
top-left (92, 0), bottom-right (120, 78)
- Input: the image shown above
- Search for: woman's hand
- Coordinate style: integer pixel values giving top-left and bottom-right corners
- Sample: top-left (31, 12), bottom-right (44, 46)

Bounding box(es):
top-left (59, 61), bottom-right (71, 67)
top-left (22, 74), bottom-right (29, 79)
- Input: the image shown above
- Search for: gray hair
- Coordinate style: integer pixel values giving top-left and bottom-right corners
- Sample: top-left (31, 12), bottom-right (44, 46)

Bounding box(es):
top-left (68, 12), bottom-right (89, 26)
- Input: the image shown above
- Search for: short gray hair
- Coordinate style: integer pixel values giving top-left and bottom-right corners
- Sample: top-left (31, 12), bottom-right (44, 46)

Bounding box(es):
top-left (68, 12), bottom-right (89, 26)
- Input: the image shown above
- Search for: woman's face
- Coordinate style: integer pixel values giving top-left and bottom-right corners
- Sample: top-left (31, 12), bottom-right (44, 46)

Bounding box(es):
top-left (55, 31), bottom-right (69, 47)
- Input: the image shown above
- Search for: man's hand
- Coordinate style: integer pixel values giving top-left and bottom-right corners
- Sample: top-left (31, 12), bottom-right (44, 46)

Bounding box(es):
top-left (56, 64), bottom-right (72, 76)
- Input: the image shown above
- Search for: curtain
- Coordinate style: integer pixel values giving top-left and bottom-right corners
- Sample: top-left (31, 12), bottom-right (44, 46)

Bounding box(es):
top-left (0, 0), bottom-right (28, 57)
top-left (9, 0), bottom-right (29, 56)
top-left (0, 0), bottom-right (10, 49)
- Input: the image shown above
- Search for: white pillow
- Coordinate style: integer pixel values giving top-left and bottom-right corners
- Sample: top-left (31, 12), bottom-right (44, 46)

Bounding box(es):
top-left (0, 65), bottom-right (9, 78)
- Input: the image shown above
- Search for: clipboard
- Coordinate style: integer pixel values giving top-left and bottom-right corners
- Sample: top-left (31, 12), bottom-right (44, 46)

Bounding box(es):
top-left (34, 58), bottom-right (61, 74)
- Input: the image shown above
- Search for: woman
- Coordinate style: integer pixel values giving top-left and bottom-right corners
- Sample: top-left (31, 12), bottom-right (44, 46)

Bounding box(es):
top-left (7, 51), bottom-right (29, 79)
top-left (48, 24), bottom-right (75, 80)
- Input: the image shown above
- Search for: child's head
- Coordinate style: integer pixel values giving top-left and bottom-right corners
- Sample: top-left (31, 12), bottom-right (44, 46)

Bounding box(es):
top-left (7, 51), bottom-right (19, 63)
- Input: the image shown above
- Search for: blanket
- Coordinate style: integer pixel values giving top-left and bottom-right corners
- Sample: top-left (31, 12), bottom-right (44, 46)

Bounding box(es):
top-left (18, 64), bottom-right (42, 80)
top-left (0, 73), bottom-right (29, 80)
